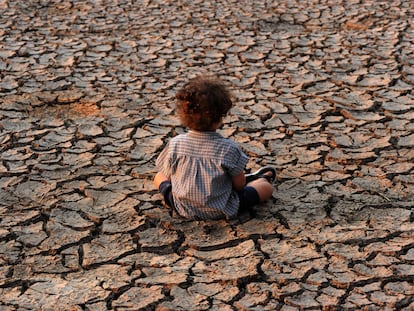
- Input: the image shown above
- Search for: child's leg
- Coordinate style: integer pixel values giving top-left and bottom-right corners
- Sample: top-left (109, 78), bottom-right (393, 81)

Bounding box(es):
top-left (154, 172), bottom-right (175, 209)
top-left (154, 171), bottom-right (169, 189)
top-left (246, 178), bottom-right (274, 201)
top-left (246, 169), bottom-right (275, 201)
top-left (238, 176), bottom-right (274, 214)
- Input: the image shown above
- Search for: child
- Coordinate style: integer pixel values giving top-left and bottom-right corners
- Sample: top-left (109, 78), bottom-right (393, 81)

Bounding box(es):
top-left (154, 75), bottom-right (275, 220)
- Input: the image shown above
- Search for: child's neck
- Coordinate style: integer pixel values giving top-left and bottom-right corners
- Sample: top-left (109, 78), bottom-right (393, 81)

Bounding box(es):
top-left (190, 118), bottom-right (223, 132)
top-left (210, 118), bottom-right (223, 131)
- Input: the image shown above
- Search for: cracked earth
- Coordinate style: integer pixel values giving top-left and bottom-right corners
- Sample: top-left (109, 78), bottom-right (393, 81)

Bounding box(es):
top-left (0, 0), bottom-right (413, 310)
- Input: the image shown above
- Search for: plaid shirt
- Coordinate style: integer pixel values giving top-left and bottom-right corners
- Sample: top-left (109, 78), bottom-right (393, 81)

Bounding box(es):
top-left (156, 130), bottom-right (248, 219)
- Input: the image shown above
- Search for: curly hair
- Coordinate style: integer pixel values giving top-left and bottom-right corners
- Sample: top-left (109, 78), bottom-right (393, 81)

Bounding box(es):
top-left (175, 75), bottom-right (233, 131)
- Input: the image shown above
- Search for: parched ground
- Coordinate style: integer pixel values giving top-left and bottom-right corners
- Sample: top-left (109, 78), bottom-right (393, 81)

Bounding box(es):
top-left (0, 0), bottom-right (413, 310)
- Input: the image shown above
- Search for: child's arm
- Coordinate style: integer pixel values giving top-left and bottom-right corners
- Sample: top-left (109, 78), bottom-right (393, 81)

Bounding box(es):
top-left (232, 172), bottom-right (246, 191)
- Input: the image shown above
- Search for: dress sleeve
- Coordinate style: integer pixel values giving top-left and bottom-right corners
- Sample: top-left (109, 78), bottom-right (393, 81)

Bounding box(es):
top-left (225, 143), bottom-right (249, 177)
top-left (155, 142), bottom-right (172, 178)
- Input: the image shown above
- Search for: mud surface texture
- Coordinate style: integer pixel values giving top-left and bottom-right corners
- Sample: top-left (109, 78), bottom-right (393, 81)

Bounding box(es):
top-left (1, 0), bottom-right (413, 310)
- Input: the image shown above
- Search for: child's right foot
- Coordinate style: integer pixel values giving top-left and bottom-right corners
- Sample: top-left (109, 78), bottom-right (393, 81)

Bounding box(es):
top-left (245, 166), bottom-right (277, 184)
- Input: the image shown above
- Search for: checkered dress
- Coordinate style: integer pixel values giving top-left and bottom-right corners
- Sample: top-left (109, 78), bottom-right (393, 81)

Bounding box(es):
top-left (156, 130), bottom-right (249, 219)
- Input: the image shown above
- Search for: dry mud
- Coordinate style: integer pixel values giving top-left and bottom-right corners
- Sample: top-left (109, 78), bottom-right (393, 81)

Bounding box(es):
top-left (0, 0), bottom-right (413, 310)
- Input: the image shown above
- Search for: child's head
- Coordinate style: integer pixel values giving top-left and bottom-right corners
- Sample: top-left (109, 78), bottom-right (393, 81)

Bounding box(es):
top-left (175, 75), bottom-right (233, 131)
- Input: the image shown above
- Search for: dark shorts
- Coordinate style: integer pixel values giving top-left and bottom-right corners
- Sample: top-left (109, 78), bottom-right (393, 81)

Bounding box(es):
top-left (158, 181), bottom-right (260, 215)
top-left (159, 181), bottom-right (175, 209)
